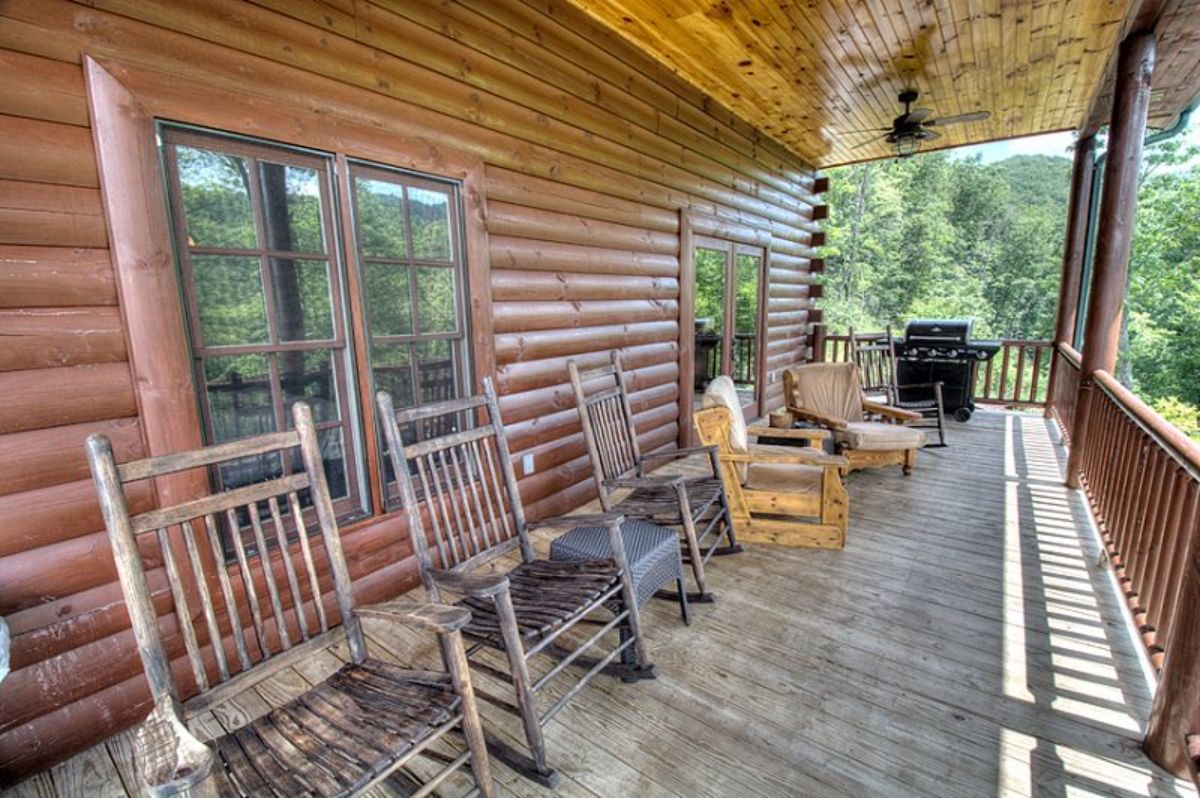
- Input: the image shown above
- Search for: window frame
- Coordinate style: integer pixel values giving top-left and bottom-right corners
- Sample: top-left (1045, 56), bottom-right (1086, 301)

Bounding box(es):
top-left (85, 56), bottom-right (494, 551)
top-left (159, 125), bottom-right (373, 535)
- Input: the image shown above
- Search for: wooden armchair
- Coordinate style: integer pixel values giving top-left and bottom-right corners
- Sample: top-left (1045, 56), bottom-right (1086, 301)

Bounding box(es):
top-left (781, 362), bottom-right (928, 475)
top-left (568, 352), bottom-right (739, 603)
top-left (85, 401), bottom-right (494, 798)
top-left (694, 377), bottom-right (849, 549)
top-left (849, 326), bottom-right (947, 447)
top-left (378, 377), bottom-right (653, 788)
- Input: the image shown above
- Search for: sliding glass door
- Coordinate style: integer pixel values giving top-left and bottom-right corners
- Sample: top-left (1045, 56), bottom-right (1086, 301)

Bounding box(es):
top-left (692, 236), bottom-right (765, 416)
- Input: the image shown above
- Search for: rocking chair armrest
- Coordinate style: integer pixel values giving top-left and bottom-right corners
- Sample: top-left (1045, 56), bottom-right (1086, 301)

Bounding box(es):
top-left (137, 695), bottom-right (216, 797)
top-left (746, 425), bottom-right (831, 441)
top-left (356, 600), bottom-right (472, 633)
top-left (862, 400), bottom-right (923, 422)
top-left (640, 444), bottom-right (719, 463)
top-left (430, 569), bottom-right (511, 599)
top-left (896, 381), bottom-right (944, 390)
top-left (528, 511), bottom-right (625, 532)
top-left (603, 474), bottom-right (684, 490)
top-left (784, 405), bottom-right (849, 430)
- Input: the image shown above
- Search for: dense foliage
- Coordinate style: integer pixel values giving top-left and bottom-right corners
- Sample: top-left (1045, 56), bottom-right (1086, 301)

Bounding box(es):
top-left (822, 136), bottom-right (1200, 439)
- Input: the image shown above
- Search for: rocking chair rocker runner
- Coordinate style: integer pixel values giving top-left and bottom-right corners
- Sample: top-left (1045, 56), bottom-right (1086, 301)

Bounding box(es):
top-left (85, 402), bottom-right (495, 798)
top-left (377, 378), bottom-right (654, 788)
top-left (567, 353), bottom-right (740, 603)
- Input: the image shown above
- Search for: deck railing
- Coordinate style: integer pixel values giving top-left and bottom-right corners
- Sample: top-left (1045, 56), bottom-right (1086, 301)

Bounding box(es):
top-left (1048, 343), bottom-right (1082, 443)
top-left (1069, 368), bottom-right (1200, 775)
top-left (817, 331), bottom-right (1052, 408)
top-left (974, 340), bottom-right (1053, 407)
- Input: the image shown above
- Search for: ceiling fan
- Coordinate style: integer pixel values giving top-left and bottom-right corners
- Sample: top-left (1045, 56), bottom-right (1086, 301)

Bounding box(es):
top-left (848, 90), bottom-right (991, 157)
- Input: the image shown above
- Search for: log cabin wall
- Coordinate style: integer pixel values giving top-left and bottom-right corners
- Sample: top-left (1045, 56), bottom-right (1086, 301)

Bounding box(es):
top-left (0, 0), bottom-right (823, 781)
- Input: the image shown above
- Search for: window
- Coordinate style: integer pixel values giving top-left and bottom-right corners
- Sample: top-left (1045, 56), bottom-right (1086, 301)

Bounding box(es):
top-left (160, 126), bottom-right (472, 536)
top-left (347, 163), bottom-right (471, 494)
top-left (692, 236), bottom-right (765, 415)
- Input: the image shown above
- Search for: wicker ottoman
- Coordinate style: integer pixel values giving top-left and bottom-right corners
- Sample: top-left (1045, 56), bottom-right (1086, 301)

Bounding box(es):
top-left (550, 518), bottom-right (689, 625)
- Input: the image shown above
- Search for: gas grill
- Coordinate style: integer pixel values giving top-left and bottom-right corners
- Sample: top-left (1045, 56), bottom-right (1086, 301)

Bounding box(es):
top-left (894, 319), bottom-right (1000, 422)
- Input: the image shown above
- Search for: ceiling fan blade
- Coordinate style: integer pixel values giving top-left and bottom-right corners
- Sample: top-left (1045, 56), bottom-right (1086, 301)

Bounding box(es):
top-left (841, 127), bottom-right (893, 134)
top-left (921, 129), bottom-right (942, 142)
top-left (925, 110), bottom-right (991, 127)
top-left (905, 107), bottom-right (933, 123)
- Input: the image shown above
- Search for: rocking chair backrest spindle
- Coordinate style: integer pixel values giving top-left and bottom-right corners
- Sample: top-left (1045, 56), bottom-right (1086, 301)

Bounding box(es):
top-left (378, 379), bottom-right (535, 603)
top-left (86, 402), bottom-right (363, 716)
top-left (568, 353), bottom-right (643, 509)
top-left (848, 326), bottom-right (899, 402)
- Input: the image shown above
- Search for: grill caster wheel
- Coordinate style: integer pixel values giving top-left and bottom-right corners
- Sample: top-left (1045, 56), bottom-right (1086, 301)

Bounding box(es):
top-left (954, 407), bottom-right (972, 422)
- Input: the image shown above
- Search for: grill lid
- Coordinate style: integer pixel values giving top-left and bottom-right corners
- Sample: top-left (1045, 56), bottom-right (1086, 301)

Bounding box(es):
top-left (904, 318), bottom-right (973, 344)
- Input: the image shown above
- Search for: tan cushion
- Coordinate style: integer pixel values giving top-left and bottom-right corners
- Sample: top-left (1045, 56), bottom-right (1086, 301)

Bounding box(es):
top-left (744, 461), bottom-right (824, 495)
top-left (837, 421), bottom-right (927, 451)
top-left (702, 376), bottom-right (749, 482)
top-left (785, 362), bottom-right (864, 422)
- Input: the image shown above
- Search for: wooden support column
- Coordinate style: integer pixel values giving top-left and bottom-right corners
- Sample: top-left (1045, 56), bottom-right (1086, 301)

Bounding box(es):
top-left (1044, 135), bottom-right (1096, 418)
top-left (1065, 32), bottom-right (1155, 489)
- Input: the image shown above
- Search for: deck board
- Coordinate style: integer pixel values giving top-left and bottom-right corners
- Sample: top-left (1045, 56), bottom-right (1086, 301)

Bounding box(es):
top-left (5, 410), bottom-right (1194, 797)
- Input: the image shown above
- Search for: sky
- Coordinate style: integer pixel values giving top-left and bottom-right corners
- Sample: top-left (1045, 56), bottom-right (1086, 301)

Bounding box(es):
top-left (948, 115), bottom-right (1200, 169)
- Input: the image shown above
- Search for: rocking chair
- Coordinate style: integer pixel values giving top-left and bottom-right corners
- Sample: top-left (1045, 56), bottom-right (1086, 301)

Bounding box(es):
top-left (377, 378), bottom-right (654, 787)
top-left (849, 326), bottom-right (947, 447)
top-left (85, 402), bottom-right (494, 797)
top-left (568, 353), bottom-right (740, 603)
top-left (696, 376), bottom-right (850, 549)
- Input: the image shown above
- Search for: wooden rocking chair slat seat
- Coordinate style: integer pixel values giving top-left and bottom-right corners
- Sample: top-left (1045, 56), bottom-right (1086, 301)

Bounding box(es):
top-left (194, 658), bottom-right (461, 797)
top-left (458, 559), bottom-right (622, 645)
top-left (86, 402), bottom-right (495, 798)
top-left (378, 378), bottom-right (654, 788)
top-left (568, 353), bottom-right (741, 606)
top-left (613, 476), bottom-right (725, 523)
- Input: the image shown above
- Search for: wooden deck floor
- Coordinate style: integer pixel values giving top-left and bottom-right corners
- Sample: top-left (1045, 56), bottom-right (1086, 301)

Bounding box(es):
top-left (6, 410), bottom-right (1194, 797)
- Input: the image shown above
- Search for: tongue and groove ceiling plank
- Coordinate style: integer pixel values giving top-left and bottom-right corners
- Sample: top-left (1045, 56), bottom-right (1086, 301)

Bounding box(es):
top-left (559, 0), bottom-right (1139, 167)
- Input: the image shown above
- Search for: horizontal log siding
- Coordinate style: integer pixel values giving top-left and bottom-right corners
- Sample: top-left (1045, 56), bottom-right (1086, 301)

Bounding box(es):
top-left (0, 0), bottom-right (820, 781)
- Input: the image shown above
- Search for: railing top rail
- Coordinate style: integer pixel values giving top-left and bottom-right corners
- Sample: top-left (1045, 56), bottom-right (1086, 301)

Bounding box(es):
top-left (1093, 369), bottom-right (1200, 479)
top-left (997, 338), bottom-right (1052, 346)
top-left (1056, 341), bottom-right (1082, 367)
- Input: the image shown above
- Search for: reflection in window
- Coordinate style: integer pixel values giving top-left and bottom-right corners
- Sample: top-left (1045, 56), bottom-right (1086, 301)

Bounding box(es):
top-left (693, 247), bottom-right (726, 393)
top-left (162, 127), bottom-right (367, 531)
top-left (349, 165), bottom-right (468, 499)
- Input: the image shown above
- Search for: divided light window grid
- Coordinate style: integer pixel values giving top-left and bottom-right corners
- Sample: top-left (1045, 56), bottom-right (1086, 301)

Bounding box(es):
top-left (162, 127), bottom-right (365, 529)
top-left (347, 163), bottom-right (471, 500)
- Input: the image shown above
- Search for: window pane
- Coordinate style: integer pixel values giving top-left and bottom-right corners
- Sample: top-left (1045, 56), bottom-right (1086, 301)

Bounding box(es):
top-left (417, 339), bottom-right (457, 405)
top-left (192, 255), bottom-right (268, 346)
top-left (408, 186), bottom-right (452, 261)
top-left (176, 146), bottom-right (256, 249)
top-left (260, 161), bottom-right (325, 254)
top-left (318, 427), bottom-right (349, 499)
top-left (269, 258), bottom-right (334, 341)
top-left (280, 350), bottom-right (340, 426)
top-left (416, 266), bottom-right (457, 333)
top-left (694, 247), bottom-right (726, 391)
top-left (355, 178), bottom-right (407, 258)
top-left (372, 342), bottom-right (414, 408)
top-left (219, 452), bottom-right (284, 494)
top-left (364, 264), bottom-right (412, 336)
top-left (204, 354), bottom-right (276, 443)
top-left (734, 253), bottom-right (762, 388)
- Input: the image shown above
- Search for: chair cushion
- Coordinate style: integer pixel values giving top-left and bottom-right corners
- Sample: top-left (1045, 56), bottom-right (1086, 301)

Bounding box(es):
top-left (701, 376), bottom-right (749, 481)
top-left (785, 362), bottom-right (865, 422)
top-left (837, 421), bottom-right (927, 451)
top-left (550, 519), bottom-right (682, 608)
top-left (744, 461), bottom-right (824, 495)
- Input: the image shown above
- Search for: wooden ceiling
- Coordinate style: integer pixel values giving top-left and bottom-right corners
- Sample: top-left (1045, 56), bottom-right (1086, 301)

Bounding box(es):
top-left (561, 0), bottom-right (1140, 167)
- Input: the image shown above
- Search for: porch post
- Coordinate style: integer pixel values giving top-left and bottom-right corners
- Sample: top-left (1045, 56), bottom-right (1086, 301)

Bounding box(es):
top-left (1064, 32), bottom-right (1155, 489)
top-left (1043, 135), bottom-right (1095, 418)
